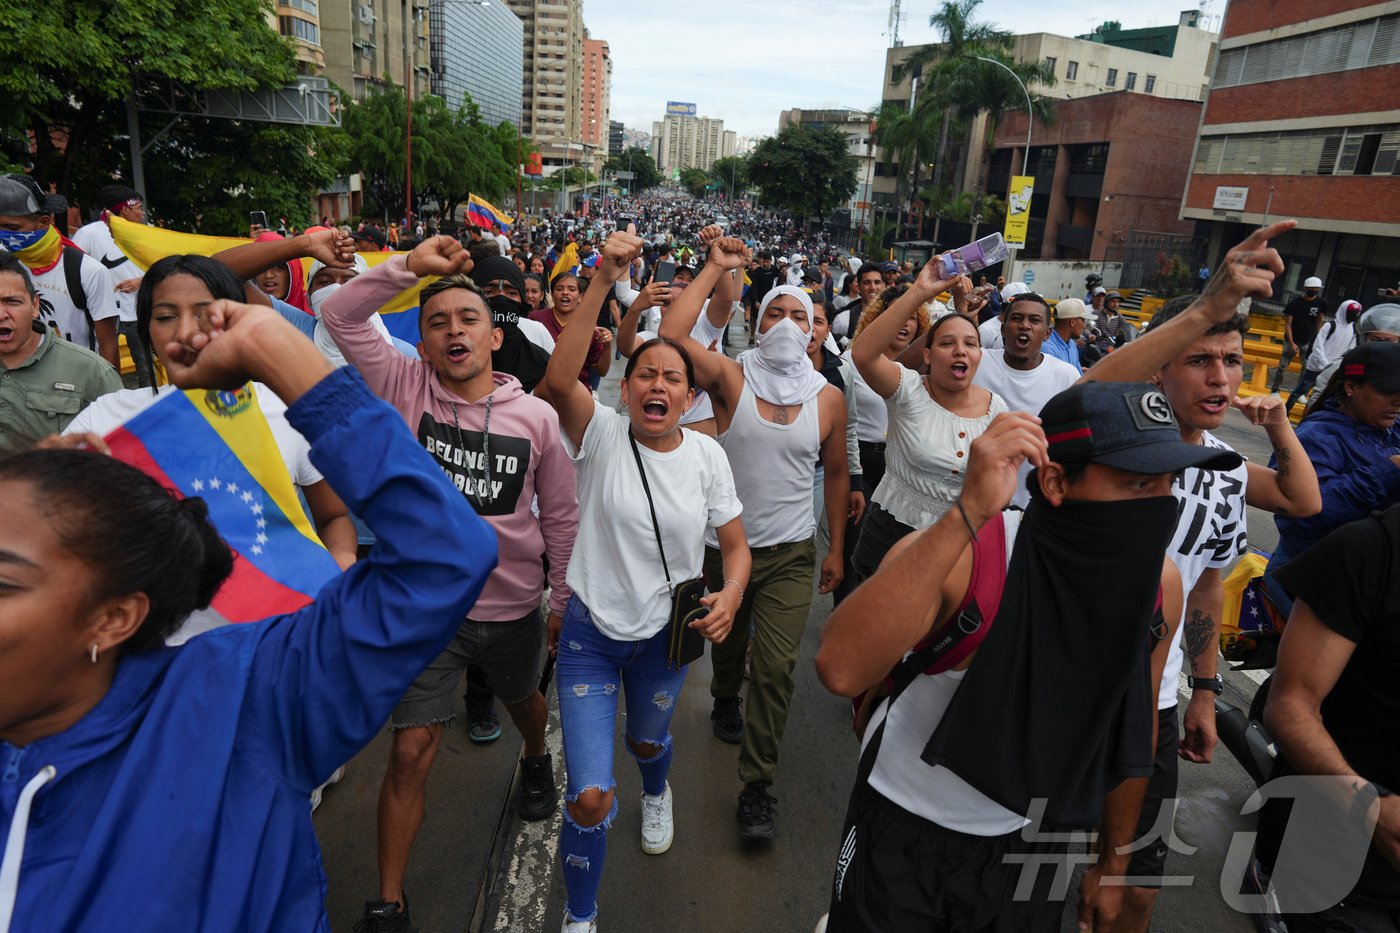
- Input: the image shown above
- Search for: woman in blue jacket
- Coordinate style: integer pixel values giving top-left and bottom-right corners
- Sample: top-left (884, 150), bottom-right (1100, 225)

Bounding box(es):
top-left (1267, 341), bottom-right (1400, 615)
top-left (0, 294), bottom-right (497, 932)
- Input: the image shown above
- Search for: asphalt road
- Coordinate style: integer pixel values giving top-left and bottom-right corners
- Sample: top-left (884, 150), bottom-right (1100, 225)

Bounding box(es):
top-left (314, 334), bottom-right (1282, 932)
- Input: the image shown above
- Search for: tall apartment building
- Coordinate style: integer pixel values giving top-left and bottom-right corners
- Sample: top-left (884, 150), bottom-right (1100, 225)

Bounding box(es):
top-left (429, 0), bottom-right (523, 126)
top-left (321, 0), bottom-right (431, 102)
top-left (1182, 0), bottom-right (1400, 307)
top-left (506, 0), bottom-right (587, 172)
top-left (582, 35), bottom-right (612, 163)
top-left (650, 112), bottom-right (728, 173)
top-left (272, 0), bottom-right (325, 72)
top-left (874, 11), bottom-right (1219, 207)
top-left (608, 120), bottom-right (625, 156)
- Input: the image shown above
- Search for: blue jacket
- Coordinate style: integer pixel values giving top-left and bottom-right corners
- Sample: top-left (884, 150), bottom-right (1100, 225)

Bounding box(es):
top-left (1274, 401), bottom-right (1400, 559)
top-left (0, 368), bottom-right (498, 932)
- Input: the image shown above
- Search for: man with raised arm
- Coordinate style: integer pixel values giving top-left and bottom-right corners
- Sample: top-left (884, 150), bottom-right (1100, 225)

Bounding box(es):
top-left (660, 234), bottom-right (849, 841)
top-left (1079, 221), bottom-right (1322, 931)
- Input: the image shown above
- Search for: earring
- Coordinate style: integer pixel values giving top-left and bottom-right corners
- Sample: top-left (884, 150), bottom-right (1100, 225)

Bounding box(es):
top-left (89, 643), bottom-right (99, 664)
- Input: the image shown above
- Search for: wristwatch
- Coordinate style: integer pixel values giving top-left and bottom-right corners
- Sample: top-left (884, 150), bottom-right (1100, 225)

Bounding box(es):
top-left (1188, 673), bottom-right (1224, 694)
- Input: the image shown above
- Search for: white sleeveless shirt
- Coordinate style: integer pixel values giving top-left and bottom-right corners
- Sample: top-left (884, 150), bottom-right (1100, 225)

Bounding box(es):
top-left (708, 381), bottom-right (821, 548)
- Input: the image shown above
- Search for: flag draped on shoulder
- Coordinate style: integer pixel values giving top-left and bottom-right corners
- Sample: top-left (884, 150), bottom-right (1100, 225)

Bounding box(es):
top-left (551, 241), bottom-right (580, 281)
top-left (103, 384), bottom-right (340, 623)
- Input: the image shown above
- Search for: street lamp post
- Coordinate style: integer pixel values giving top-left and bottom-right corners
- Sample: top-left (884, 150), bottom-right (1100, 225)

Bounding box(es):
top-left (972, 55), bottom-right (1031, 282)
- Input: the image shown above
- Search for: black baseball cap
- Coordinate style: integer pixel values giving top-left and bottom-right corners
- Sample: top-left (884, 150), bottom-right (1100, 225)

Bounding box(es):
top-left (351, 226), bottom-right (387, 248)
top-left (1040, 382), bottom-right (1243, 474)
top-left (1339, 341), bottom-right (1400, 392)
top-left (0, 174), bottom-right (65, 216)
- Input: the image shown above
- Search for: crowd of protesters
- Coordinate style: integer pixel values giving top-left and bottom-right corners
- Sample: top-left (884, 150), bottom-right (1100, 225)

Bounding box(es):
top-left (0, 175), bottom-right (1398, 933)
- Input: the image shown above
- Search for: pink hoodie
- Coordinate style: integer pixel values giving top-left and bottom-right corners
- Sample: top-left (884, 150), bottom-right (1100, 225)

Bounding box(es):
top-left (321, 256), bottom-right (577, 621)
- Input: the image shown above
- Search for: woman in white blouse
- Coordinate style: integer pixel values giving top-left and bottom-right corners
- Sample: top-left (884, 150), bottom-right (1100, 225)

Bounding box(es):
top-left (847, 256), bottom-right (1007, 579)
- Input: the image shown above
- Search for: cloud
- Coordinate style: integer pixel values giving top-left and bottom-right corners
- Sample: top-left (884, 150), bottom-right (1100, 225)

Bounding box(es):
top-left (582, 0), bottom-right (1213, 137)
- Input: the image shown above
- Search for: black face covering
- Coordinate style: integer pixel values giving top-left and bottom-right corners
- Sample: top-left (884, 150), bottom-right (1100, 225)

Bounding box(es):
top-left (489, 294), bottom-right (524, 331)
top-left (921, 493), bottom-right (1179, 829)
top-left (471, 258), bottom-right (550, 392)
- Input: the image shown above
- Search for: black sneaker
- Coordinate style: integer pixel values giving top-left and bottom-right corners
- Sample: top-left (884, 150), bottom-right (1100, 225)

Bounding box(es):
top-left (737, 783), bottom-right (777, 841)
top-left (518, 753), bottom-right (557, 822)
top-left (711, 696), bottom-right (744, 744)
top-left (354, 895), bottom-right (415, 933)
top-left (467, 702), bottom-right (501, 744)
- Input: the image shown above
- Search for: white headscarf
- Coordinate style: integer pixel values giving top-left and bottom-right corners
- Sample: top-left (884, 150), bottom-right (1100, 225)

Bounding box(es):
top-left (738, 285), bottom-right (829, 405)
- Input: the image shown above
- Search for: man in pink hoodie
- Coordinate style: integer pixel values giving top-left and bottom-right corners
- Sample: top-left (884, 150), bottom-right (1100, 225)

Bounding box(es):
top-left (321, 236), bottom-right (579, 933)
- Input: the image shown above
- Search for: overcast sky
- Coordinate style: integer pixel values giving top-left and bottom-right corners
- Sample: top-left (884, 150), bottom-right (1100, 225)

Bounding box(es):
top-left (583, 0), bottom-right (1223, 138)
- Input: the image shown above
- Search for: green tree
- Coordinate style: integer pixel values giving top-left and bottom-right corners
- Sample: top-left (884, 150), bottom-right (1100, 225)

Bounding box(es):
top-left (0, 0), bottom-right (297, 208)
top-left (603, 146), bottom-right (661, 191)
top-left (748, 124), bottom-right (858, 219)
top-left (678, 167), bottom-right (711, 199)
top-left (708, 155), bottom-right (749, 197)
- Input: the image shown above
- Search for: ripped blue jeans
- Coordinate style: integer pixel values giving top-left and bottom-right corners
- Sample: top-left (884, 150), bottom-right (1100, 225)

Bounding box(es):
top-left (556, 594), bottom-right (687, 922)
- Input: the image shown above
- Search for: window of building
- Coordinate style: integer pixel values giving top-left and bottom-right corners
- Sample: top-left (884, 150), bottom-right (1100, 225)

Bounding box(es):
top-left (1044, 56), bottom-right (1057, 74)
top-left (1145, 74), bottom-right (1156, 93)
top-left (1125, 71), bottom-right (1137, 90)
top-left (283, 0), bottom-right (317, 12)
top-left (1066, 61), bottom-right (1078, 80)
top-left (1214, 14), bottom-right (1400, 88)
top-left (279, 15), bottom-right (319, 44)
top-left (1106, 68), bottom-right (1117, 86)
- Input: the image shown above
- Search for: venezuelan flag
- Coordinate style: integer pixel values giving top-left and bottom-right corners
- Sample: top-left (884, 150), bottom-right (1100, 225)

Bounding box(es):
top-left (550, 241), bottom-right (580, 281)
top-left (466, 194), bottom-right (513, 230)
top-left (108, 215), bottom-right (432, 344)
top-left (103, 384), bottom-right (340, 623)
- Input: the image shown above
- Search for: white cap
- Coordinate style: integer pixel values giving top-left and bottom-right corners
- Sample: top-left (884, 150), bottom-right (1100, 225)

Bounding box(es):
top-left (1303, 276), bottom-right (1323, 288)
top-left (1092, 286), bottom-right (1107, 296)
top-left (1054, 298), bottom-right (1091, 320)
top-left (1001, 281), bottom-right (1030, 303)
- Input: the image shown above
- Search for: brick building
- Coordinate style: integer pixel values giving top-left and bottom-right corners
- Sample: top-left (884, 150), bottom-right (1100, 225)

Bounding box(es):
top-left (1182, 0), bottom-right (1400, 307)
top-left (989, 92), bottom-right (1202, 261)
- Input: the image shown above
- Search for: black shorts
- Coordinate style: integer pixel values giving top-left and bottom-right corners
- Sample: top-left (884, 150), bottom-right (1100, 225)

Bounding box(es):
top-left (826, 784), bottom-right (1071, 933)
top-left (1124, 704), bottom-right (1180, 887)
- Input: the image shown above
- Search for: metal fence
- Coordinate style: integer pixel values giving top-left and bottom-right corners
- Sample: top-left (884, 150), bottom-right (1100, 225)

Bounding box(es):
top-left (1109, 232), bottom-right (1210, 296)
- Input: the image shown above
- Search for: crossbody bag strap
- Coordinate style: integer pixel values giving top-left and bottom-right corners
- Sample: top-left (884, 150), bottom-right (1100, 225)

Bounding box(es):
top-left (627, 429), bottom-right (673, 590)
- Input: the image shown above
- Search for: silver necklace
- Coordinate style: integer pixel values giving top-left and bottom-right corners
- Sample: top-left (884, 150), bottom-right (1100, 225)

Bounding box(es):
top-left (449, 395), bottom-right (492, 507)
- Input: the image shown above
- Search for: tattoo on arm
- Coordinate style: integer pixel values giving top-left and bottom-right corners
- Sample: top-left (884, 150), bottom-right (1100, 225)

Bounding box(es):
top-left (1276, 446), bottom-right (1291, 481)
top-left (1184, 609), bottom-right (1216, 673)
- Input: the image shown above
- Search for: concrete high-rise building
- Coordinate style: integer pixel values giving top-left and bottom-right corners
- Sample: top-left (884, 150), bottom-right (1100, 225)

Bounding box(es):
top-left (321, 0), bottom-right (431, 103)
top-left (272, 0), bottom-right (325, 72)
top-left (608, 120), bottom-right (625, 156)
top-left (650, 110), bottom-right (728, 173)
top-left (506, 0), bottom-right (588, 172)
top-left (429, 0), bottom-right (523, 126)
top-left (1182, 0), bottom-right (1400, 308)
top-left (582, 35), bottom-right (612, 165)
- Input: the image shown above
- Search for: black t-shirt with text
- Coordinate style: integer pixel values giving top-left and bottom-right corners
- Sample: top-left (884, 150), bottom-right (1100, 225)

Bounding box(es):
top-left (1284, 295), bottom-right (1329, 348)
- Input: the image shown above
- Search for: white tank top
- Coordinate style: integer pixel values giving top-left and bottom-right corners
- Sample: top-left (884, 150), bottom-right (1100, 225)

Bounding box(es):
top-left (709, 381), bottom-right (821, 548)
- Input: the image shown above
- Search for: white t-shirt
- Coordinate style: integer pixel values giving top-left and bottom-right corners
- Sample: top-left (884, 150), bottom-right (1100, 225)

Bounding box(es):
top-left (972, 349), bottom-right (1080, 507)
top-left (31, 251), bottom-right (121, 350)
top-left (496, 233), bottom-right (511, 256)
top-left (563, 401), bottom-right (742, 641)
top-left (518, 317), bottom-right (556, 353)
top-left (874, 366), bottom-right (1007, 529)
top-left (71, 221), bottom-right (139, 323)
top-left (1160, 431), bottom-right (1249, 708)
top-left (978, 316), bottom-right (1004, 350)
top-left (844, 349), bottom-right (888, 444)
top-left (65, 383), bottom-right (323, 489)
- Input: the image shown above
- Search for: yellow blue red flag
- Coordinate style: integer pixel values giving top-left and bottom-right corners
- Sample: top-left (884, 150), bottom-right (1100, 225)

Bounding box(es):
top-left (467, 194), bottom-right (513, 230)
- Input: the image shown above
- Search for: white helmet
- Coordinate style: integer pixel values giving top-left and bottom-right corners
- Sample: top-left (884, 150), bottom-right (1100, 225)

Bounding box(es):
top-left (1303, 276), bottom-right (1323, 289)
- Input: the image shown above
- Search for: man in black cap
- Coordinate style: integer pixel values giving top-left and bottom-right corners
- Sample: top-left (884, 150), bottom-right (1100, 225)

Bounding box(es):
top-left (0, 174), bottom-right (119, 368)
top-left (351, 225), bottom-right (388, 253)
top-left (73, 184), bottom-right (152, 385)
top-left (817, 379), bottom-right (1249, 932)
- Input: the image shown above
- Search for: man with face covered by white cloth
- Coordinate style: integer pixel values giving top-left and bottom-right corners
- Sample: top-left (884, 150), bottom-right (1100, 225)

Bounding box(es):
top-left (661, 242), bottom-right (850, 843)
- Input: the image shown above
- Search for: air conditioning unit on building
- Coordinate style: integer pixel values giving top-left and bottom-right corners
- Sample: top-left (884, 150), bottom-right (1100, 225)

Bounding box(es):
top-left (359, 5), bottom-right (376, 24)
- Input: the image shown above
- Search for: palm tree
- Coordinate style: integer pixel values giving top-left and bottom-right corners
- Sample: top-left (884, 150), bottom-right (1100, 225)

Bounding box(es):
top-left (892, 0), bottom-right (1055, 192)
top-left (874, 98), bottom-right (942, 237)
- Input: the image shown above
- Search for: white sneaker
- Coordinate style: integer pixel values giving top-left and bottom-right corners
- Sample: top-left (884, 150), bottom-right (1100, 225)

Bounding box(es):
top-left (640, 782), bottom-right (674, 855)
top-left (561, 911), bottom-right (597, 933)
